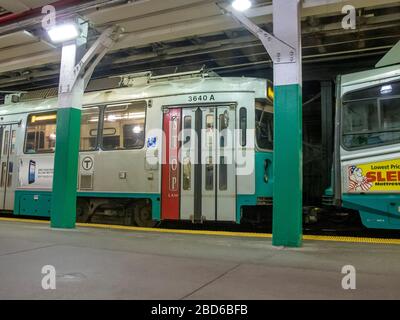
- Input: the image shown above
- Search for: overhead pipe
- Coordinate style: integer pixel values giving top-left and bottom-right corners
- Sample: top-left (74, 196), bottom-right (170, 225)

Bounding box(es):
top-left (0, 0), bottom-right (86, 26)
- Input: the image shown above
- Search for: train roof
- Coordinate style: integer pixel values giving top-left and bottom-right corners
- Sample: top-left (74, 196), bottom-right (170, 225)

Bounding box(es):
top-left (340, 64), bottom-right (400, 95)
top-left (376, 40), bottom-right (400, 68)
top-left (0, 76), bottom-right (267, 116)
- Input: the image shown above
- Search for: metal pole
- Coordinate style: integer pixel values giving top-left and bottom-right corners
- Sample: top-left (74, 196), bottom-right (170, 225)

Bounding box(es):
top-left (50, 23), bottom-right (122, 229)
top-left (224, 1), bottom-right (303, 247)
top-left (50, 23), bottom-right (88, 229)
top-left (272, 0), bottom-right (303, 247)
top-left (321, 81), bottom-right (333, 191)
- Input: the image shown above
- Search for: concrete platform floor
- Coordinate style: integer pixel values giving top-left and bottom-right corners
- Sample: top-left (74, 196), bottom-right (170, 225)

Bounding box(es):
top-left (0, 220), bottom-right (399, 300)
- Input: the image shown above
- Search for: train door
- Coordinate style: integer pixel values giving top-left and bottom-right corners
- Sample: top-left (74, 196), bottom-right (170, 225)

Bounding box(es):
top-left (161, 106), bottom-right (236, 222)
top-left (0, 124), bottom-right (18, 210)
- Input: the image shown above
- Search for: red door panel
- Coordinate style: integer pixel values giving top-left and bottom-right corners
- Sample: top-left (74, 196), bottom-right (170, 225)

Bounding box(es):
top-left (161, 108), bottom-right (181, 220)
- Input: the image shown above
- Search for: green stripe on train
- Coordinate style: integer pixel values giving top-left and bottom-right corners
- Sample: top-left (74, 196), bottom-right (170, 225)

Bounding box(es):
top-left (342, 194), bottom-right (400, 229)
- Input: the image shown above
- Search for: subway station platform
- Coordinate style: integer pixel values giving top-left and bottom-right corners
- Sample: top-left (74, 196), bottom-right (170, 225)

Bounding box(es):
top-left (0, 219), bottom-right (399, 300)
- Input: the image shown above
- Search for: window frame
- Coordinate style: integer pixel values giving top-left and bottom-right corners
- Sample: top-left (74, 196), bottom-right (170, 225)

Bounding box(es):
top-left (23, 111), bottom-right (58, 154)
top-left (100, 101), bottom-right (147, 152)
top-left (341, 83), bottom-right (400, 151)
top-left (80, 106), bottom-right (101, 152)
top-left (23, 100), bottom-right (148, 155)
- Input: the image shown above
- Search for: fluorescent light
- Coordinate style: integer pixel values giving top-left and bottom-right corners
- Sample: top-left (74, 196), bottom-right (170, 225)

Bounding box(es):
top-left (31, 114), bottom-right (57, 123)
top-left (107, 115), bottom-right (118, 122)
top-left (380, 85), bottom-right (393, 95)
top-left (47, 23), bottom-right (80, 43)
top-left (128, 112), bottom-right (145, 119)
top-left (232, 0), bottom-right (252, 11)
top-left (106, 112), bottom-right (145, 122)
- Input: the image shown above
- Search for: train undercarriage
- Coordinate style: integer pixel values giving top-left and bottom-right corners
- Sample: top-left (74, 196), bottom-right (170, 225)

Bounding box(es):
top-left (74, 196), bottom-right (361, 233)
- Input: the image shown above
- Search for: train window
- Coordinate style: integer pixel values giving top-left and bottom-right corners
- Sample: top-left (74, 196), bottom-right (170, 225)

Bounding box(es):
top-left (239, 108), bottom-right (247, 147)
top-left (184, 116), bottom-right (191, 130)
top-left (80, 107), bottom-right (100, 151)
top-left (219, 156), bottom-right (227, 191)
top-left (219, 111), bottom-right (229, 148)
top-left (205, 115), bottom-right (215, 191)
top-left (3, 130), bottom-right (9, 155)
top-left (206, 114), bottom-right (214, 130)
top-left (342, 93), bottom-right (400, 149)
top-left (10, 130), bottom-right (16, 154)
top-left (381, 98), bottom-right (400, 130)
top-left (0, 128), bottom-right (3, 155)
top-left (342, 100), bottom-right (379, 149)
top-left (24, 112), bottom-right (57, 154)
top-left (206, 114), bottom-right (214, 146)
top-left (0, 162), bottom-right (6, 187)
top-left (205, 156), bottom-right (214, 191)
top-left (182, 156), bottom-right (191, 191)
top-left (256, 109), bottom-right (273, 150)
top-left (183, 116), bottom-right (191, 145)
top-left (7, 162), bottom-right (12, 187)
top-left (102, 101), bottom-right (146, 151)
top-left (182, 116), bottom-right (192, 190)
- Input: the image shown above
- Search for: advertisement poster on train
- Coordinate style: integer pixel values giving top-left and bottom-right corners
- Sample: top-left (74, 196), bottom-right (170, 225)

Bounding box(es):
top-left (347, 159), bottom-right (400, 193)
top-left (18, 158), bottom-right (54, 189)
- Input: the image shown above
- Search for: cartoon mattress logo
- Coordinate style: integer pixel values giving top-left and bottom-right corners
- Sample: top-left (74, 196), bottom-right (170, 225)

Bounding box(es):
top-left (347, 159), bottom-right (400, 193)
top-left (348, 166), bottom-right (372, 192)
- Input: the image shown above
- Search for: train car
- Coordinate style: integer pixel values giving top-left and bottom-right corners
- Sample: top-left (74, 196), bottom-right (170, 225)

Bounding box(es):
top-left (4, 62), bottom-right (399, 231)
top-left (327, 62), bottom-right (400, 229)
top-left (0, 71), bottom-right (274, 226)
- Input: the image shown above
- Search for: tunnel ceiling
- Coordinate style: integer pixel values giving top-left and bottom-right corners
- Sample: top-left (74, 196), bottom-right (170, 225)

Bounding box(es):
top-left (0, 0), bottom-right (398, 93)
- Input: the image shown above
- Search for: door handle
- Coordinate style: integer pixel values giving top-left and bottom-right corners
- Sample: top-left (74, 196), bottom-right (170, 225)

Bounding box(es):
top-left (264, 159), bottom-right (272, 183)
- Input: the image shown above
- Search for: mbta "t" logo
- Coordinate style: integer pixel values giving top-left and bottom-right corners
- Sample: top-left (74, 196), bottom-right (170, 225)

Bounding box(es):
top-left (82, 156), bottom-right (94, 171)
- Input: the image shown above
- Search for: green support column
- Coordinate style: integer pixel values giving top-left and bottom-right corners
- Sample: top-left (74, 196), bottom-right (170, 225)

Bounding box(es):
top-left (50, 107), bottom-right (82, 228)
top-left (226, 0), bottom-right (303, 247)
top-left (49, 24), bottom-right (120, 229)
top-left (272, 84), bottom-right (303, 247)
top-left (272, 0), bottom-right (303, 247)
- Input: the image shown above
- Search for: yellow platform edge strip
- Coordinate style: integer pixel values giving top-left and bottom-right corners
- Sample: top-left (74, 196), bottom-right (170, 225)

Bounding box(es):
top-left (1, 217), bottom-right (400, 245)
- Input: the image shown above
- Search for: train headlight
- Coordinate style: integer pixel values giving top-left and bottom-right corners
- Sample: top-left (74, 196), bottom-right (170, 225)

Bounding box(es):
top-left (380, 85), bottom-right (392, 95)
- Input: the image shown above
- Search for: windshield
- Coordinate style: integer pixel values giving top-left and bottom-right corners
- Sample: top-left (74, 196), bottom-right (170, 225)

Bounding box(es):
top-left (342, 81), bottom-right (400, 150)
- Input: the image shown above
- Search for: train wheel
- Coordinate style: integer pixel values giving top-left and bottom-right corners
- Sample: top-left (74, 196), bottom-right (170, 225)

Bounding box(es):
top-left (134, 205), bottom-right (156, 228)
